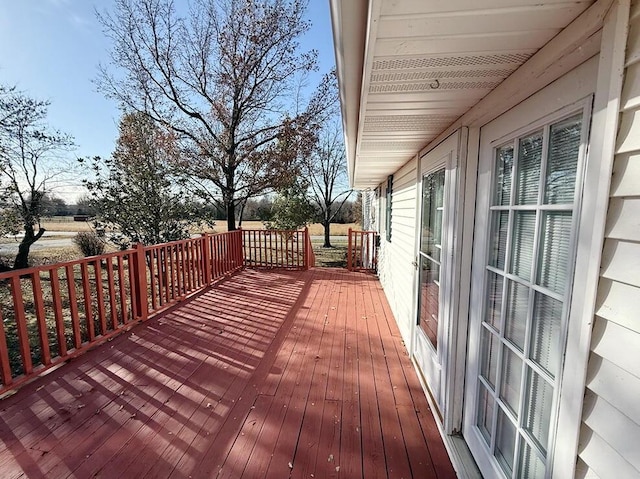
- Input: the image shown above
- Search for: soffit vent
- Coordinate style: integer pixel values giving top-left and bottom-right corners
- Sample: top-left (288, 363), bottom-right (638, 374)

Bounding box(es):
top-left (359, 140), bottom-right (426, 152)
top-left (363, 114), bottom-right (455, 132)
top-left (372, 52), bottom-right (533, 71)
top-left (370, 68), bottom-right (516, 83)
top-left (370, 80), bottom-right (501, 94)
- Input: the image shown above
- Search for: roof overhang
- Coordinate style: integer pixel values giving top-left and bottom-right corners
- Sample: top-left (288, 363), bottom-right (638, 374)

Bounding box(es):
top-left (329, 0), bottom-right (595, 189)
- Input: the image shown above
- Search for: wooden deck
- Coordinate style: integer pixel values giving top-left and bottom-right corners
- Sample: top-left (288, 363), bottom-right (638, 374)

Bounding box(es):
top-left (0, 268), bottom-right (456, 478)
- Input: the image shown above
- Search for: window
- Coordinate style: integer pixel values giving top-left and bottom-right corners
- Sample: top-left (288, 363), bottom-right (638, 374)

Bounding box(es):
top-left (475, 112), bottom-right (586, 478)
top-left (385, 175), bottom-right (393, 241)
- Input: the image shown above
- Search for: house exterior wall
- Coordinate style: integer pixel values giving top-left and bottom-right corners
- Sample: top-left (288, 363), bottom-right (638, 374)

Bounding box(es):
top-left (577, 2), bottom-right (640, 476)
top-left (376, 157), bottom-right (418, 345)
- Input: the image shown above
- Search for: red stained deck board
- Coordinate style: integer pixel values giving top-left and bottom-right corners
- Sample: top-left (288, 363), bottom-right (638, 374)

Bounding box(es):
top-left (97, 285), bottom-right (274, 478)
top-left (233, 270), bottom-right (332, 478)
top-left (0, 268), bottom-right (456, 479)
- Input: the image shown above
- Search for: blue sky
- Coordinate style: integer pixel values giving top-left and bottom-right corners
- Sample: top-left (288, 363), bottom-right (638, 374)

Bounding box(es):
top-left (0, 0), bottom-right (335, 202)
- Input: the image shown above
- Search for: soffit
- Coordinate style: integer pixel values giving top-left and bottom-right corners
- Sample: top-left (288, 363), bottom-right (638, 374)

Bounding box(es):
top-left (341, 0), bottom-right (595, 189)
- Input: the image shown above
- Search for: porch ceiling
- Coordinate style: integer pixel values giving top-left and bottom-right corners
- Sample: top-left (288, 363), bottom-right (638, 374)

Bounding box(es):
top-left (330, 0), bottom-right (595, 189)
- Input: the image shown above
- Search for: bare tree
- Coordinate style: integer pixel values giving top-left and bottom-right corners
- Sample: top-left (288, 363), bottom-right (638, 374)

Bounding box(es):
top-left (97, 0), bottom-right (331, 231)
top-left (0, 89), bottom-right (74, 269)
top-left (304, 123), bottom-right (352, 248)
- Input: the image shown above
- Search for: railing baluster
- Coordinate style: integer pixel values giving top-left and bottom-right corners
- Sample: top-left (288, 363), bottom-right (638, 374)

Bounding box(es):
top-left (168, 245), bottom-right (175, 301)
top-left (105, 258), bottom-right (118, 330)
top-left (94, 260), bottom-right (107, 336)
top-left (156, 247), bottom-right (164, 305)
top-left (0, 308), bottom-right (13, 386)
top-left (49, 268), bottom-right (67, 358)
top-left (31, 273), bottom-right (51, 366)
top-left (117, 255), bottom-right (127, 324)
top-left (163, 246), bottom-right (171, 303)
top-left (66, 264), bottom-right (82, 348)
top-left (9, 276), bottom-right (32, 375)
top-left (80, 262), bottom-right (95, 342)
top-left (148, 250), bottom-right (157, 311)
top-left (174, 244), bottom-right (182, 296)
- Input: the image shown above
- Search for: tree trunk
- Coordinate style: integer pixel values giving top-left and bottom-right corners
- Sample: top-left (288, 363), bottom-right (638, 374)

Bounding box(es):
top-left (226, 200), bottom-right (237, 231)
top-left (323, 220), bottom-right (331, 248)
top-left (13, 225), bottom-right (45, 270)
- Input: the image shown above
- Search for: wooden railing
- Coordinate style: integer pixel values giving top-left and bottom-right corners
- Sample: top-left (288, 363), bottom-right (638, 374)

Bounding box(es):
top-left (0, 231), bottom-right (243, 394)
top-left (242, 228), bottom-right (313, 270)
top-left (347, 228), bottom-right (379, 273)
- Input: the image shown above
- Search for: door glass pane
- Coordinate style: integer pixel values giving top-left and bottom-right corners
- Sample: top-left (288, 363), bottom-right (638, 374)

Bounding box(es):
top-left (419, 256), bottom-right (440, 347)
top-left (519, 441), bottom-right (546, 479)
top-left (495, 408), bottom-right (517, 476)
top-left (485, 271), bottom-right (503, 330)
top-left (480, 327), bottom-right (499, 388)
top-left (516, 132), bottom-right (543, 205)
top-left (504, 281), bottom-right (528, 351)
top-left (494, 145), bottom-right (514, 206)
top-left (477, 383), bottom-right (495, 445)
top-left (538, 211), bottom-right (572, 294)
top-left (419, 168), bottom-right (445, 349)
top-left (531, 293), bottom-right (562, 377)
top-left (511, 211), bottom-right (536, 282)
top-left (545, 114), bottom-right (582, 204)
top-left (421, 169), bottom-right (445, 261)
top-left (500, 346), bottom-right (523, 415)
top-left (489, 211), bottom-right (509, 270)
top-left (478, 110), bottom-right (585, 479)
top-left (524, 367), bottom-right (554, 452)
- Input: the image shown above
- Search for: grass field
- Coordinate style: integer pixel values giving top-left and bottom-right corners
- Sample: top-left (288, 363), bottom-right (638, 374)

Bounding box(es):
top-left (41, 218), bottom-right (357, 237)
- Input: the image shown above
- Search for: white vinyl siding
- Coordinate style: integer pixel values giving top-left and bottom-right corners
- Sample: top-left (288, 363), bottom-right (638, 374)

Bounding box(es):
top-left (577, 2), bottom-right (640, 477)
top-left (377, 157), bottom-right (418, 344)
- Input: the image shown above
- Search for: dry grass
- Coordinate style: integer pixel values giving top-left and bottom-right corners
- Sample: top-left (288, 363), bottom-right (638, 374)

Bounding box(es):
top-left (41, 218), bottom-right (94, 232)
top-left (40, 217), bottom-right (359, 237)
top-left (311, 238), bottom-right (348, 268)
top-left (210, 222), bottom-right (357, 236)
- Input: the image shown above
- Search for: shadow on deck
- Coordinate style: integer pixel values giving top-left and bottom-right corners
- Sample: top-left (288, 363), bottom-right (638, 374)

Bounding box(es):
top-left (0, 268), bottom-right (456, 478)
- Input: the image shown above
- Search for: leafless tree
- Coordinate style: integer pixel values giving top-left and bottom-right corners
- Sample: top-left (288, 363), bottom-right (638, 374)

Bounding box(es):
top-left (304, 123), bottom-right (352, 247)
top-left (0, 89), bottom-right (74, 269)
top-left (97, 0), bottom-right (332, 230)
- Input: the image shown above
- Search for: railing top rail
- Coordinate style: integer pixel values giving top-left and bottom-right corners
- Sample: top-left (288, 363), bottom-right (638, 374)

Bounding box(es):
top-left (0, 231), bottom-right (244, 280)
top-left (0, 248), bottom-right (136, 280)
top-left (242, 229), bottom-right (305, 233)
top-left (143, 230), bottom-right (240, 252)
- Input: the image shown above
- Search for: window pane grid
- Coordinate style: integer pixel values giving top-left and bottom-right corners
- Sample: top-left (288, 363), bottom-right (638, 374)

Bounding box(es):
top-left (489, 204), bottom-right (574, 211)
top-left (485, 267), bottom-right (565, 303)
top-left (478, 110), bottom-right (586, 479)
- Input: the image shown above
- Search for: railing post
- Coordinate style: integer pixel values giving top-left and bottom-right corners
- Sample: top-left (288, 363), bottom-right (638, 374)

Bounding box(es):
top-left (201, 233), bottom-right (212, 284)
top-left (304, 226), bottom-right (311, 271)
top-left (132, 243), bottom-right (149, 321)
top-left (237, 228), bottom-right (243, 269)
top-left (347, 228), bottom-right (353, 271)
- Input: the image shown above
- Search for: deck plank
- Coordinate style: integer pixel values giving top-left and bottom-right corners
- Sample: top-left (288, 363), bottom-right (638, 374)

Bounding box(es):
top-left (0, 268), bottom-right (456, 479)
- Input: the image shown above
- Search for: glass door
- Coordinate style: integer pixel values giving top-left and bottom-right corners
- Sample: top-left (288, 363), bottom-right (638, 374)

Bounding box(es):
top-left (413, 131), bottom-right (460, 420)
top-left (468, 109), bottom-right (588, 478)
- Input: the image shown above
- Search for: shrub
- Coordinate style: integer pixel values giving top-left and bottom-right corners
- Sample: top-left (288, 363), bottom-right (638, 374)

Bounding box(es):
top-left (73, 231), bottom-right (106, 257)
